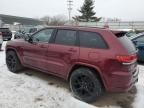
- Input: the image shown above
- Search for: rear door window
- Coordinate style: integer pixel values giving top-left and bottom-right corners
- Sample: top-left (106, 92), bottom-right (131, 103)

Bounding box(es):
top-left (79, 31), bottom-right (108, 49)
top-left (55, 30), bottom-right (77, 46)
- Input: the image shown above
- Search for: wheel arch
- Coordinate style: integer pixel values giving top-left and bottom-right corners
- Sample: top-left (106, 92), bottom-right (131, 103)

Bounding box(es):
top-left (6, 47), bottom-right (22, 64)
top-left (67, 63), bottom-right (106, 90)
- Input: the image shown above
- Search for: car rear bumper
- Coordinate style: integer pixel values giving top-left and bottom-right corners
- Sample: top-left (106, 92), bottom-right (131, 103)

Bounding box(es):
top-left (107, 67), bottom-right (139, 92)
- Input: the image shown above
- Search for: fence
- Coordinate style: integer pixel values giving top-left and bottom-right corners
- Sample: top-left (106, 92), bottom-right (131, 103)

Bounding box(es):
top-left (78, 21), bottom-right (144, 30)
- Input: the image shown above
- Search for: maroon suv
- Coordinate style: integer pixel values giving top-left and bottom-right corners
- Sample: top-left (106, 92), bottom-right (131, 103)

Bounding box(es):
top-left (6, 26), bottom-right (138, 102)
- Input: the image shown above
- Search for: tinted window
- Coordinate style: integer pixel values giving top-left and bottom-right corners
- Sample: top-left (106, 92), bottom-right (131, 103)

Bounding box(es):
top-left (112, 31), bottom-right (136, 53)
top-left (55, 30), bottom-right (76, 46)
top-left (118, 36), bottom-right (136, 53)
top-left (32, 29), bottom-right (54, 43)
top-left (79, 31), bottom-right (108, 49)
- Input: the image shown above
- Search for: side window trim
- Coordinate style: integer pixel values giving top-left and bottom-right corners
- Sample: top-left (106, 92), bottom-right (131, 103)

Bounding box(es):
top-left (75, 30), bottom-right (79, 47)
top-left (49, 29), bottom-right (59, 44)
top-left (49, 29), bottom-right (57, 43)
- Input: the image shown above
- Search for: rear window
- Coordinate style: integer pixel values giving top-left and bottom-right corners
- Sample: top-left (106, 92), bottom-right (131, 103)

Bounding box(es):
top-left (114, 32), bottom-right (136, 53)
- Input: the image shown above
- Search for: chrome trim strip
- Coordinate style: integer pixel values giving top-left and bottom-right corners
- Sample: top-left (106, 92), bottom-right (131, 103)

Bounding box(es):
top-left (122, 60), bottom-right (136, 65)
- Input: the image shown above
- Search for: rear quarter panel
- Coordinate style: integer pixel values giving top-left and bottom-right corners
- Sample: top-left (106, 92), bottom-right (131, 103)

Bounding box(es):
top-left (78, 29), bottom-right (131, 91)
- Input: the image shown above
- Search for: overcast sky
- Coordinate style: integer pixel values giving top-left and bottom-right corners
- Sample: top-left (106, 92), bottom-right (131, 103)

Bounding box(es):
top-left (0, 0), bottom-right (144, 21)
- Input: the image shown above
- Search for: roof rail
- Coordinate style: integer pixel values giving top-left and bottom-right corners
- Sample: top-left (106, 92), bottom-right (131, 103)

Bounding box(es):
top-left (63, 25), bottom-right (106, 29)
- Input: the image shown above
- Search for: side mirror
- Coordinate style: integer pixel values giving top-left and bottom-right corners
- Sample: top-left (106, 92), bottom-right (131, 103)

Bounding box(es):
top-left (24, 34), bottom-right (32, 43)
top-left (28, 38), bottom-right (33, 43)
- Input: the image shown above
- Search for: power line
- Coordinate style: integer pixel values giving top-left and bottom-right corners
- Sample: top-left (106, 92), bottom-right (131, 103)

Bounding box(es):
top-left (67, 0), bottom-right (73, 22)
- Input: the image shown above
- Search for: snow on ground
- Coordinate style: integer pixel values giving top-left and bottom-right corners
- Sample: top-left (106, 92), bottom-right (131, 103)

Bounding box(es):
top-left (0, 41), bottom-right (144, 108)
top-left (132, 65), bottom-right (144, 108)
top-left (0, 42), bottom-right (6, 67)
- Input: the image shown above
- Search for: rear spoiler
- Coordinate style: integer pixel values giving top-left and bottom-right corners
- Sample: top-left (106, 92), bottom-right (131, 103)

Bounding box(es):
top-left (111, 30), bottom-right (128, 37)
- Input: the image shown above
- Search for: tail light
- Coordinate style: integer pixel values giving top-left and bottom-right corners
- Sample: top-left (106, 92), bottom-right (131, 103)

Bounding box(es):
top-left (116, 54), bottom-right (137, 65)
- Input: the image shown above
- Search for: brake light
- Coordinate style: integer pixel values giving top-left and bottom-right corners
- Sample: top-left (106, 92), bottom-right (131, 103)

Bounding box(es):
top-left (116, 54), bottom-right (137, 63)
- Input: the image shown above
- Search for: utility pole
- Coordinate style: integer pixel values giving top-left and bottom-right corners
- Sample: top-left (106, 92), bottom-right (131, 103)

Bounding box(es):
top-left (67, 0), bottom-right (73, 22)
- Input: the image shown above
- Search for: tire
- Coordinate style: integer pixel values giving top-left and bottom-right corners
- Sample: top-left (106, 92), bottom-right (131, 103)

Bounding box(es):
top-left (6, 51), bottom-right (23, 73)
top-left (70, 68), bottom-right (103, 103)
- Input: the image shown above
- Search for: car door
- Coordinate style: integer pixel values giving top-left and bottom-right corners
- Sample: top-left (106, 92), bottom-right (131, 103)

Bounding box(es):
top-left (46, 29), bottom-right (79, 76)
top-left (22, 28), bottom-right (55, 70)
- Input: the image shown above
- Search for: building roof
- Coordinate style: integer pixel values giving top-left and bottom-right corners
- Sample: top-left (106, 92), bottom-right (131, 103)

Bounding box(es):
top-left (0, 14), bottom-right (42, 25)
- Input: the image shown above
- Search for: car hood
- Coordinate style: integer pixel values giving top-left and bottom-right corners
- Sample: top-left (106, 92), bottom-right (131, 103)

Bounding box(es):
top-left (6, 39), bottom-right (25, 47)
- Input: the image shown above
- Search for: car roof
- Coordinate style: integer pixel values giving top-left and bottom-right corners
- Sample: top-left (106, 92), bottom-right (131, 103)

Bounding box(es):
top-left (41, 26), bottom-right (128, 36)
top-left (129, 32), bottom-right (144, 40)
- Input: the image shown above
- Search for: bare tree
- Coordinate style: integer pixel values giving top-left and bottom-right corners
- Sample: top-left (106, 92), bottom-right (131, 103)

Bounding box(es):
top-left (41, 15), bottom-right (67, 26)
top-left (40, 16), bottom-right (50, 25)
top-left (49, 15), bottom-right (67, 26)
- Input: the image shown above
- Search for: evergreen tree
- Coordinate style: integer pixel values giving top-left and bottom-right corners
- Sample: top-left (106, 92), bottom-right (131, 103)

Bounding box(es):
top-left (73, 0), bottom-right (101, 22)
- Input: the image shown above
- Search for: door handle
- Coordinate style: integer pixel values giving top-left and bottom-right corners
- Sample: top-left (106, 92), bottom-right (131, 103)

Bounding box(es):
top-left (40, 45), bottom-right (47, 48)
top-left (68, 48), bottom-right (77, 52)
